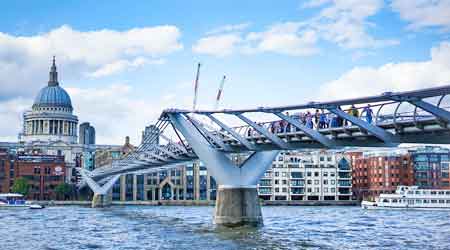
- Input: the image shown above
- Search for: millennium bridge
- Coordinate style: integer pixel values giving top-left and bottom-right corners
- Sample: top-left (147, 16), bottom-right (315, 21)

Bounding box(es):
top-left (81, 85), bottom-right (450, 226)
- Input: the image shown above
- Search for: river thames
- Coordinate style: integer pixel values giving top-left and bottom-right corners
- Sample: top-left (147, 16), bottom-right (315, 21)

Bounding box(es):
top-left (1, 205), bottom-right (450, 250)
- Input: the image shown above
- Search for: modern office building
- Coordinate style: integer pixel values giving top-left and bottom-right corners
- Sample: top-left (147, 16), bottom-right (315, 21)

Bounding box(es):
top-left (111, 151), bottom-right (352, 203)
top-left (258, 151), bottom-right (352, 201)
top-left (112, 161), bottom-right (217, 202)
top-left (409, 146), bottom-right (450, 188)
top-left (79, 122), bottom-right (96, 145)
top-left (142, 125), bottom-right (160, 144)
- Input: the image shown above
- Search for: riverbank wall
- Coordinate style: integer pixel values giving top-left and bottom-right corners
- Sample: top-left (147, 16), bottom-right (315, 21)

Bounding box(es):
top-left (34, 200), bottom-right (359, 206)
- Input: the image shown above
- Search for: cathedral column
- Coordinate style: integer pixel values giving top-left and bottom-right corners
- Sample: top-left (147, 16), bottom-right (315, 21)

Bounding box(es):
top-left (33, 120), bottom-right (37, 134)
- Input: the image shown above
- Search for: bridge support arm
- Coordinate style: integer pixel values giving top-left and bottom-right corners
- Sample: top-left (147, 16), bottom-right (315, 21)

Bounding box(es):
top-left (236, 113), bottom-right (291, 149)
top-left (275, 112), bottom-right (335, 148)
top-left (328, 107), bottom-right (399, 144)
top-left (409, 99), bottom-right (450, 123)
top-left (206, 114), bottom-right (257, 151)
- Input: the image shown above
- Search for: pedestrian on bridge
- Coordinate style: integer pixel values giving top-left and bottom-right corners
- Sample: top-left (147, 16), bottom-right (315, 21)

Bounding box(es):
top-left (363, 104), bottom-right (374, 124)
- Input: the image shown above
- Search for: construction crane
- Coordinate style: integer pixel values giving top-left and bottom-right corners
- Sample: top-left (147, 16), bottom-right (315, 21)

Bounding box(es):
top-left (214, 75), bottom-right (226, 110)
top-left (192, 63), bottom-right (201, 110)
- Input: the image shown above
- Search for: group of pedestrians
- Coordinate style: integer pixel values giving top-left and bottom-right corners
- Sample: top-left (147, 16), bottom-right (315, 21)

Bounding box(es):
top-left (245, 104), bottom-right (374, 137)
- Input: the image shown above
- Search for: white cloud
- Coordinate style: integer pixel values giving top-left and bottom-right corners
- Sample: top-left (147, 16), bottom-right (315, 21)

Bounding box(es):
top-left (246, 23), bottom-right (319, 56)
top-left (0, 25), bottom-right (182, 99)
top-left (319, 41), bottom-right (450, 100)
top-left (193, 1), bottom-right (397, 57)
top-left (206, 23), bottom-right (251, 35)
top-left (302, 0), bottom-right (332, 8)
top-left (391, 0), bottom-right (450, 31)
top-left (88, 57), bottom-right (165, 78)
top-left (192, 33), bottom-right (243, 57)
top-left (0, 97), bottom-right (32, 141)
top-left (307, 0), bottom-right (399, 49)
top-left (193, 22), bottom-right (319, 57)
top-left (0, 81), bottom-right (194, 145)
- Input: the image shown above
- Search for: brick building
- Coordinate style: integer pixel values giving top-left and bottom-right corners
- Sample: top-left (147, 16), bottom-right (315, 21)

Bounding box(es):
top-left (0, 150), bottom-right (14, 193)
top-left (0, 152), bottom-right (66, 200)
top-left (350, 149), bottom-right (414, 201)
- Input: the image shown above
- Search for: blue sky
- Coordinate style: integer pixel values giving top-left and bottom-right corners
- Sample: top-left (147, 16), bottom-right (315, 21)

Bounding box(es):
top-left (0, 0), bottom-right (450, 144)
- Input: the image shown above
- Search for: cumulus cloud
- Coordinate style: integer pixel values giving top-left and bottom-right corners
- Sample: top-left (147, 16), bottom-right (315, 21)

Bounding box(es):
top-left (319, 41), bottom-right (450, 101)
top-left (193, 1), bottom-right (397, 57)
top-left (391, 0), bottom-right (450, 31)
top-left (193, 22), bottom-right (319, 57)
top-left (305, 0), bottom-right (399, 49)
top-left (0, 97), bottom-right (32, 142)
top-left (192, 33), bottom-right (243, 57)
top-left (245, 23), bottom-right (319, 56)
top-left (88, 57), bottom-right (165, 78)
top-left (0, 81), bottom-right (193, 145)
top-left (206, 23), bottom-right (251, 35)
top-left (0, 25), bottom-right (182, 100)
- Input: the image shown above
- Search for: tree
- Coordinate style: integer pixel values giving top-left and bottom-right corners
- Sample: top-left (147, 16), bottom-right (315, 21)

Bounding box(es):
top-left (55, 183), bottom-right (72, 200)
top-left (11, 177), bottom-right (30, 196)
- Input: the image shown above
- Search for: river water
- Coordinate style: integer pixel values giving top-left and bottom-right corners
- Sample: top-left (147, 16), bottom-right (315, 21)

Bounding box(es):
top-left (1, 205), bottom-right (449, 250)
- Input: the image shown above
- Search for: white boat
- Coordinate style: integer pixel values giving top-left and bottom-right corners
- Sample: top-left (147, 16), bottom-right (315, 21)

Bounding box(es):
top-left (362, 186), bottom-right (450, 210)
top-left (0, 193), bottom-right (44, 209)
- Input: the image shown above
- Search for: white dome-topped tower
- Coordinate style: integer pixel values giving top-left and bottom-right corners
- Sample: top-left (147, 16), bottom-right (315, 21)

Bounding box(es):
top-left (20, 57), bottom-right (78, 144)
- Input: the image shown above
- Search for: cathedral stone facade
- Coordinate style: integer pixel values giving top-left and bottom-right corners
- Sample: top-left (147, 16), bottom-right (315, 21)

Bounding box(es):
top-left (20, 57), bottom-right (78, 144)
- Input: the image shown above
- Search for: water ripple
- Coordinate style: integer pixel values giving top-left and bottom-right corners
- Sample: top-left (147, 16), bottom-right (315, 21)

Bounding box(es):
top-left (1, 206), bottom-right (450, 250)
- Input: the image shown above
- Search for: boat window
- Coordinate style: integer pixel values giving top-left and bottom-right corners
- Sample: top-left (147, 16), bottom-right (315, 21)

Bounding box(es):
top-left (423, 200), bottom-right (429, 203)
top-left (392, 199), bottom-right (398, 203)
top-left (382, 199), bottom-right (388, 203)
top-left (439, 200), bottom-right (445, 204)
top-left (407, 191), bottom-right (413, 194)
top-left (416, 200), bottom-right (422, 204)
top-left (415, 191), bottom-right (420, 195)
top-left (446, 200), bottom-right (450, 203)
top-left (446, 191), bottom-right (450, 195)
top-left (431, 200), bottom-right (438, 203)
top-left (438, 191), bottom-right (444, 195)
top-left (431, 191), bottom-right (436, 195)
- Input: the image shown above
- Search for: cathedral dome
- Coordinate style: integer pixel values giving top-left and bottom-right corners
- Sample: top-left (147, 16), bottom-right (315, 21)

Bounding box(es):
top-left (33, 85), bottom-right (72, 109)
top-left (32, 57), bottom-right (73, 110)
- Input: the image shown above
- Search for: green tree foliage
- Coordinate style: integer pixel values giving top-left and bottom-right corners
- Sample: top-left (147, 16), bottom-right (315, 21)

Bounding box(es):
top-left (11, 177), bottom-right (30, 196)
top-left (55, 183), bottom-right (72, 200)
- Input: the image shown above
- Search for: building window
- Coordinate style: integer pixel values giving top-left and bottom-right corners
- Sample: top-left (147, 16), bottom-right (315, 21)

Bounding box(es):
top-left (314, 180), bottom-right (319, 185)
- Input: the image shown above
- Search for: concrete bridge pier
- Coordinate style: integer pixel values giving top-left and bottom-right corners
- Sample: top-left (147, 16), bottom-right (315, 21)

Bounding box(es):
top-left (92, 192), bottom-right (112, 208)
top-left (215, 186), bottom-right (262, 226)
top-left (168, 113), bottom-right (279, 227)
top-left (81, 169), bottom-right (120, 208)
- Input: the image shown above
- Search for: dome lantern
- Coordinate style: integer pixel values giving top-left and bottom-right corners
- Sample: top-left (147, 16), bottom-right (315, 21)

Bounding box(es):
top-left (48, 56), bottom-right (59, 86)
